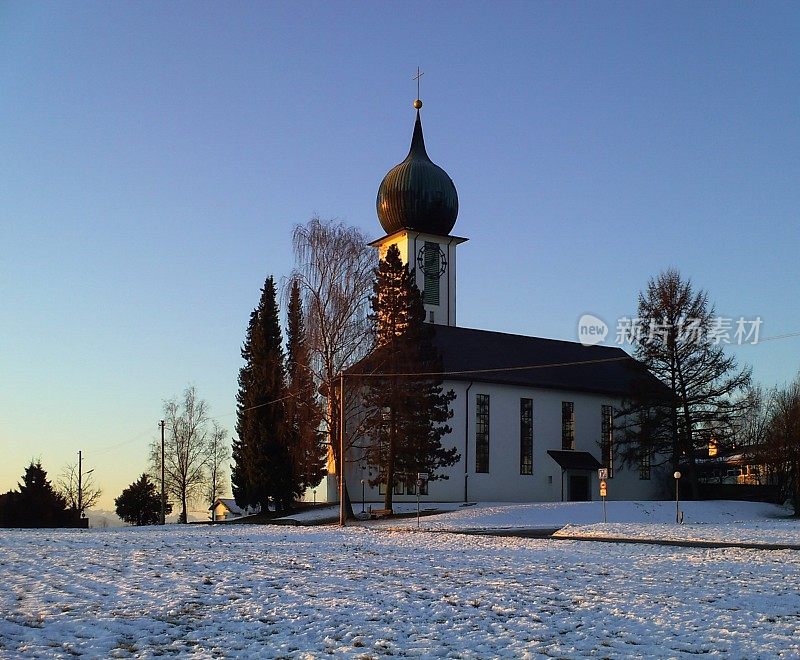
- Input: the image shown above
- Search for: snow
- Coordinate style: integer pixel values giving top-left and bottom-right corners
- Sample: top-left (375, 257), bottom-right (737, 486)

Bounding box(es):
top-left (1, 504), bottom-right (799, 657)
top-left (555, 519), bottom-right (800, 547)
top-left (278, 502), bottom-right (464, 524)
top-left (366, 499), bottom-right (789, 533)
top-left (84, 508), bottom-right (214, 528)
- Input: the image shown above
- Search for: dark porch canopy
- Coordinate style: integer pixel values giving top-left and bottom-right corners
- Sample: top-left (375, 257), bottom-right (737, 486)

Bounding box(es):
top-left (547, 450), bottom-right (603, 471)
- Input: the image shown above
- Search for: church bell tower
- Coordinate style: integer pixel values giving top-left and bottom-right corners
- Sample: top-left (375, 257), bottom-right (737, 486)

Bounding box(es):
top-left (371, 96), bottom-right (466, 326)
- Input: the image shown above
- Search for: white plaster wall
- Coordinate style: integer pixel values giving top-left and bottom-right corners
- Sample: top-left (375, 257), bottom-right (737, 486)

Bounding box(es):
top-left (345, 380), bottom-right (665, 504)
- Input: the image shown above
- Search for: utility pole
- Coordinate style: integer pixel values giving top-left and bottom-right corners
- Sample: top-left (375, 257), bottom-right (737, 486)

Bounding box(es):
top-left (160, 420), bottom-right (166, 525)
top-left (77, 450), bottom-right (82, 516)
top-left (339, 373), bottom-right (346, 527)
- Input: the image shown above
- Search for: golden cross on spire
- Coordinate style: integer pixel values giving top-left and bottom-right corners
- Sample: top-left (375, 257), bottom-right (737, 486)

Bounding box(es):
top-left (413, 67), bottom-right (424, 109)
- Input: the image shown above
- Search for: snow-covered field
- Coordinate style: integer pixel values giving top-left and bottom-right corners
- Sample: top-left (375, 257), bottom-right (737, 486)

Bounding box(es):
top-left (2, 518), bottom-right (799, 657)
top-left (555, 520), bottom-right (800, 547)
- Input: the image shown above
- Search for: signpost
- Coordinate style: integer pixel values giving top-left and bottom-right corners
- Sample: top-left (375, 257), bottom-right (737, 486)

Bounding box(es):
top-left (416, 473), bottom-right (428, 529)
top-left (598, 469), bottom-right (608, 523)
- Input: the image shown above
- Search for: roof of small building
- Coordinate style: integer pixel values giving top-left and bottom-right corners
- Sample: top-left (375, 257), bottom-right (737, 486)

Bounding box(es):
top-left (209, 498), bottom-right (245, 514)
top-left (547, 450), bottom-right (604, 471)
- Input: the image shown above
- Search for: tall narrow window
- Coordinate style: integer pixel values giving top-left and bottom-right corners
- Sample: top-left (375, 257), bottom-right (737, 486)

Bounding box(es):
top-left (475, 394), bottom-right (490, 473)
top-left (520, 398), bottom-right (533, 475)
top-left (405, 474), bottom-right (416, 495)
top-left (639, 445), bottom-right (651, 480)
top-left (562, 401), bottom-right (575, 450)
top-left (601, 405), bottom-right (614, 478)
top-left (423, 241), bottom-right (440, 306)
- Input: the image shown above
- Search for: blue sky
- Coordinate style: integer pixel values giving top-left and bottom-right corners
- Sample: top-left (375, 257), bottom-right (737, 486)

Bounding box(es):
top-left (2, 1), bottom-right (798, 508)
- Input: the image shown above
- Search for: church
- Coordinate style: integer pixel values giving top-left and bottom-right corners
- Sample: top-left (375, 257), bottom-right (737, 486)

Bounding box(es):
top-left (323, 96), bottom-right (668, 506)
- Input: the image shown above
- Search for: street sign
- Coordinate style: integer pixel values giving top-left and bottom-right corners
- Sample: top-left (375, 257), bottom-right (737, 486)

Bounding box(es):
top-left (417, 473), bottom-right (429, 481)
top-left (598, 468), bottom-right (608, 480)
top-left (599, 479), bottom-right (607, 497)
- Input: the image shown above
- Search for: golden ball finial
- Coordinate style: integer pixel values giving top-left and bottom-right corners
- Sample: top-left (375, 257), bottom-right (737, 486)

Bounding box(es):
top-left (413, 99), bottom-right (423, 109)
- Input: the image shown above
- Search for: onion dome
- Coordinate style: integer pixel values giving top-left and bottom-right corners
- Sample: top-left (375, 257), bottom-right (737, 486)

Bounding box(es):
top-left (376, 102), bottom-right (459, 235)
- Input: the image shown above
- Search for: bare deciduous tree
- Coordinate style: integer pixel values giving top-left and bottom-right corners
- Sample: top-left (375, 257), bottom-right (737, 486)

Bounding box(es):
top-left (58, 462), bottom-right (102, 517)
top-left (616, 268), bottom-right (751, 497)
top-left (206, 421), bottom-right (229, 520)
top-left (289, 216), bottom-right (376, 513)
top-left (735, 385), bottom-right (773, 448)
top-left (760, 377), bottom-right (800, 515)
top-left (151, 386), bottom-right (223, 523)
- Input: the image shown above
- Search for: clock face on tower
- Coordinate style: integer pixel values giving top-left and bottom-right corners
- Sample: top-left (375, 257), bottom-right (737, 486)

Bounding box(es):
top-left (417, 243), bottom-right (448, 277)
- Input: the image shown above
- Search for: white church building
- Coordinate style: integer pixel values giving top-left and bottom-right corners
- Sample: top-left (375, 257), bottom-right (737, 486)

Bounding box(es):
top-left (327, 97), bottom-right (669, 506)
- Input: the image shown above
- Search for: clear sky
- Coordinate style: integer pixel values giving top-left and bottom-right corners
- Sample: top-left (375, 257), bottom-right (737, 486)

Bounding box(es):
top-left (2, 1), bottom-right (798, 509)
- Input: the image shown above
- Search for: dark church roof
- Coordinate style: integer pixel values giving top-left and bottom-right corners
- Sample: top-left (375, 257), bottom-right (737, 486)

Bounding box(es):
top-left (376, 108), bottom-right (459, 236)
top-left (429, 325), bottom-right (670, 399)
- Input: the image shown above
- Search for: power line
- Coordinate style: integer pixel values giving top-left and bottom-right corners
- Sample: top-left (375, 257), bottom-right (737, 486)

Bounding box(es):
top-left (348, 355), bottom-right (633, 379)
top-left (757, 330), bottom-right (800, 343)
top-left (94, 328), bottom-right (800, 452)
top-left (91, 427), bottom-right (155, 456)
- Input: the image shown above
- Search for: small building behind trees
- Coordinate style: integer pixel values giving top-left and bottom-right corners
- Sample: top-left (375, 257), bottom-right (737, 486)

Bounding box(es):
top-left (209, 498), bottom-right (259, 521)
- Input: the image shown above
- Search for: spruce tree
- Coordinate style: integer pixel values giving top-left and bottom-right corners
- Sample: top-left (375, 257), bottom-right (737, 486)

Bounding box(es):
top-left (361, 245), bottom-right (459, 511)
top-left (233, 276), bottom-right (292, 512)
top-left (3, 461), bottom-right (73, 528)
top-left (115, 474), bottom-right (172, 526)
top-left (285, 280), bottom-right (325, 500)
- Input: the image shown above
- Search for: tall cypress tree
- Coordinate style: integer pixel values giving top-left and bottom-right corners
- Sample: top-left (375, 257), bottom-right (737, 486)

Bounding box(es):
top-left (361, 244), bottom-right (459, 511)
top-left (233, 276), bottom-right (291, 512)
top-left (285, 280), bottom-right (325, 500)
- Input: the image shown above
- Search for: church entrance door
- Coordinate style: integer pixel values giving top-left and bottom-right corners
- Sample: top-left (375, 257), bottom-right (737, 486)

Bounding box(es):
top-left (568, 474), bottom-right (590, 501)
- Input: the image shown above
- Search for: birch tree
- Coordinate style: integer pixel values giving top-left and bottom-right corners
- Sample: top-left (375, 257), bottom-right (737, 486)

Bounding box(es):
top-left (152, 386), bottom-right (212, 523)
top-left (205, 421), bottom-right (229, 520)
top-left (289, 216), bottom-right (375, 516)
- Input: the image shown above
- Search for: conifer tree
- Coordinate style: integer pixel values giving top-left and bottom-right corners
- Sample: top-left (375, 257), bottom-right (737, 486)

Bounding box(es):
top-left (115, 474), bottom-right (172, 526)
top-left (285, 280), bottom-right (325, 498)
top-left (360, 244), bottom-right (459, 511)
top-left (233, 276), bottom-right (292, 511)
top-left (1, 461), bottom-right (73, 528)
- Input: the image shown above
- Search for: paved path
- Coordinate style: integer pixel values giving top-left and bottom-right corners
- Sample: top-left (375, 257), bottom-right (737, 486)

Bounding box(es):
top-left (258, 514), bottom-right (800, 551)
top-left (436, 526), bottom-right (800, 551)
top-left (383, 525), bottom-right (800, 550)
top-left (549, 533), bottom-right (800, 551)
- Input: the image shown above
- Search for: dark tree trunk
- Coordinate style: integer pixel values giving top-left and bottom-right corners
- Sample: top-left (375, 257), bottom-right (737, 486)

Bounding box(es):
top-left (384, 411), bottom-right (397, 511)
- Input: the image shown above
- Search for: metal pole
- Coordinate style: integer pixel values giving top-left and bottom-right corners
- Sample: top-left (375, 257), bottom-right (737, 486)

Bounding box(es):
top-left (603, 494), bottom-right (607, 523)
top-left (417, 491), bottom-right (420, 529)
top-left (77, 450), bottom-right (82, 516)
top-left (675, 478), bottom-right (680, 524)
top-left (339, 374), bottom-right (345, 527)
top-left (160, 420), bottom-right (166, 525)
